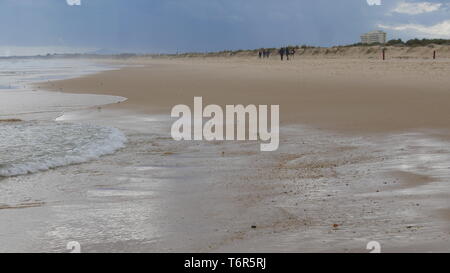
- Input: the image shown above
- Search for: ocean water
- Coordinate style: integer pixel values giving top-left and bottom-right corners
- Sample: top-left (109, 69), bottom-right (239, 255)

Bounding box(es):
top-left (0, 59), bottom-right (127, 177)
top-left (0, 59), bottom-right (126, 119)
top-left (0, 122), bottom-right (126, 177)
top-left (0, 58), bottom-right (113, 89)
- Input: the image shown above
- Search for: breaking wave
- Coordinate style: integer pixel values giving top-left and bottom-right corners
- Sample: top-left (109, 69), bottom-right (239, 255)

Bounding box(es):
top-left (0, 121), bottom-right (126, 177)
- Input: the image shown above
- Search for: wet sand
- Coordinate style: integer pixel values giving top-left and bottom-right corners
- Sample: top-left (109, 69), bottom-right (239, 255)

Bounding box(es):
top-left (2, 57), bottom-right (449, 252)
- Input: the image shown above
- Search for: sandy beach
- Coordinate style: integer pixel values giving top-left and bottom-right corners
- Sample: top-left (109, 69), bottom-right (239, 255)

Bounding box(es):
top-left (5, 56), bottom-right (442, 252)
top-left (1, 55), bottom-right (450, 252)
top-left (42, 56), bottom-right (450, 133)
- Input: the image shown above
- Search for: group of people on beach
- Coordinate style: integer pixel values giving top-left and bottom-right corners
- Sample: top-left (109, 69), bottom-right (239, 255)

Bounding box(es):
top-left (278, 47), bottom-right (295, 61)
top-left (258, 49), bottom-right (271, 59)
top-left (258, 47), bottom-right (296, 61)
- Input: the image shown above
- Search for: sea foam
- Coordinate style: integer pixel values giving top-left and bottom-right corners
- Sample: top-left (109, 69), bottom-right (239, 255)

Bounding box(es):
top-left (0, 122), bottom-right (127, 177)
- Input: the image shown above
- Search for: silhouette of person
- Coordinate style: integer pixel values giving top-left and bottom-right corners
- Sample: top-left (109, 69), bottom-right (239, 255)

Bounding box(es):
top-left (290, 48), bottom-right (296, 59)
top-left (279, 48), bottom-right (284, 60)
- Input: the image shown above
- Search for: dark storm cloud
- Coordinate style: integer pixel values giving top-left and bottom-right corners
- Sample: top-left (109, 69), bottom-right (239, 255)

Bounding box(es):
top-left (0, 0), bottom-right (449, 53)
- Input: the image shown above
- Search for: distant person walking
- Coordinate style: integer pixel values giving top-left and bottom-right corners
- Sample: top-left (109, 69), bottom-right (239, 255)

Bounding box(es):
top-left (285, 47), bottom-right (290, 61)
top-left (279, 48), bottom-right (284, 60)
top-left (258, 50), bottom-right (262, 59)
top-left (290, 48), bottom-right (296, 59)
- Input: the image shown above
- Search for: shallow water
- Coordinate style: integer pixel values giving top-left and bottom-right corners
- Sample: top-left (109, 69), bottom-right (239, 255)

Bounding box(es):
top-left (0, 59), bottom-right (125, 120)
top-left (0, 121), bottom-right (126, 177)
top-left (0, 59), bottom-right (127, 176)
top-left (0, 59), bottom-right (113, 89)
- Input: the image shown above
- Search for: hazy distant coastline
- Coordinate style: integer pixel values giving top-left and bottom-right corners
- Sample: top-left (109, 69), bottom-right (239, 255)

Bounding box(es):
top-left (3, 44), bottom-right (450, 61)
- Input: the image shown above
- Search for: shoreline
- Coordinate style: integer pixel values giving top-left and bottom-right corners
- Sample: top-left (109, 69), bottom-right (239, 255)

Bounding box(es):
top-left (0, 58), bottom-right (125, 122)
top-left (1, 57), bottom-right (449, 252)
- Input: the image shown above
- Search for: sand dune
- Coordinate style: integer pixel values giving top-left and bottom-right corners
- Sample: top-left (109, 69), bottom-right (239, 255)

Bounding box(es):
top-left (155, 45), bottom-right (450, 60)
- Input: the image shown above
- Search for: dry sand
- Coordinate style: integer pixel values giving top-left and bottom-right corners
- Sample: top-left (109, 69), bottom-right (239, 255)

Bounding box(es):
top-left (26, 56), bottom-right (450, 252)
top-left (41, 57), bottom-right (450, 133)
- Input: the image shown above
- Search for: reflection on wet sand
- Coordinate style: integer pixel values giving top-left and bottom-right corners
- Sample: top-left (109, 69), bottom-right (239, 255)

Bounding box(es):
top-left (2, 107), bottom-right (449, 252)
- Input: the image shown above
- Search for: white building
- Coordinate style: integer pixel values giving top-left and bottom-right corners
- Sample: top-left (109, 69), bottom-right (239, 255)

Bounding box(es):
top-left (360, 30), bottom-right (387, 44)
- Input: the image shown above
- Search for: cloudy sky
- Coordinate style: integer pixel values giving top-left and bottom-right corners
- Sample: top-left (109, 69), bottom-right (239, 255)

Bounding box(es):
top-left (0, 0), bottom-right (449, 54)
